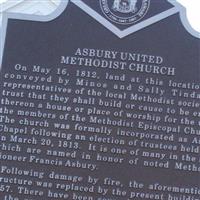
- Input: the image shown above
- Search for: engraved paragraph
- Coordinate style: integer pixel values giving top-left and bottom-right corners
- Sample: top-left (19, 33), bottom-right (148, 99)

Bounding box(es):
top-left (0, 48), bottom-right (200, 200)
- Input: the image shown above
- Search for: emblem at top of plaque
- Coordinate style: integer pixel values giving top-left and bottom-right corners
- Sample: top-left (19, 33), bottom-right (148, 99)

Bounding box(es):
top-left (100, 0), bottom-right (150, 25)
top-left (112, 0), bottom-right (138, 13)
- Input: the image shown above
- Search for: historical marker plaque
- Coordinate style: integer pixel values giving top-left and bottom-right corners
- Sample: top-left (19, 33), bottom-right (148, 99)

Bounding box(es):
top-left (0, 0), bottom-right (200, 200)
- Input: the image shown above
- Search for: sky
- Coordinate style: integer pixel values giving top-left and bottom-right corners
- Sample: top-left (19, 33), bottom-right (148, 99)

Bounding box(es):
top-left (177, 0), bottom-right (200, 32)
top-left (0, 0), bottom-right (200, 32)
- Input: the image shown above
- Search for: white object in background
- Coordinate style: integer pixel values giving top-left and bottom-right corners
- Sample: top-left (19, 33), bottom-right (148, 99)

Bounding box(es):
top-left (0, 0), bottom-right (59, 55)
top-left (177, 0), bottom-right (200, 32)
top-left (0, 0), bottom-right (58, 26)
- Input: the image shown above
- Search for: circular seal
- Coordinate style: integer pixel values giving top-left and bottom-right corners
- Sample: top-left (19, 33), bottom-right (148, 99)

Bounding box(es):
top-left (100, 0), bottom-right (150, 25)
